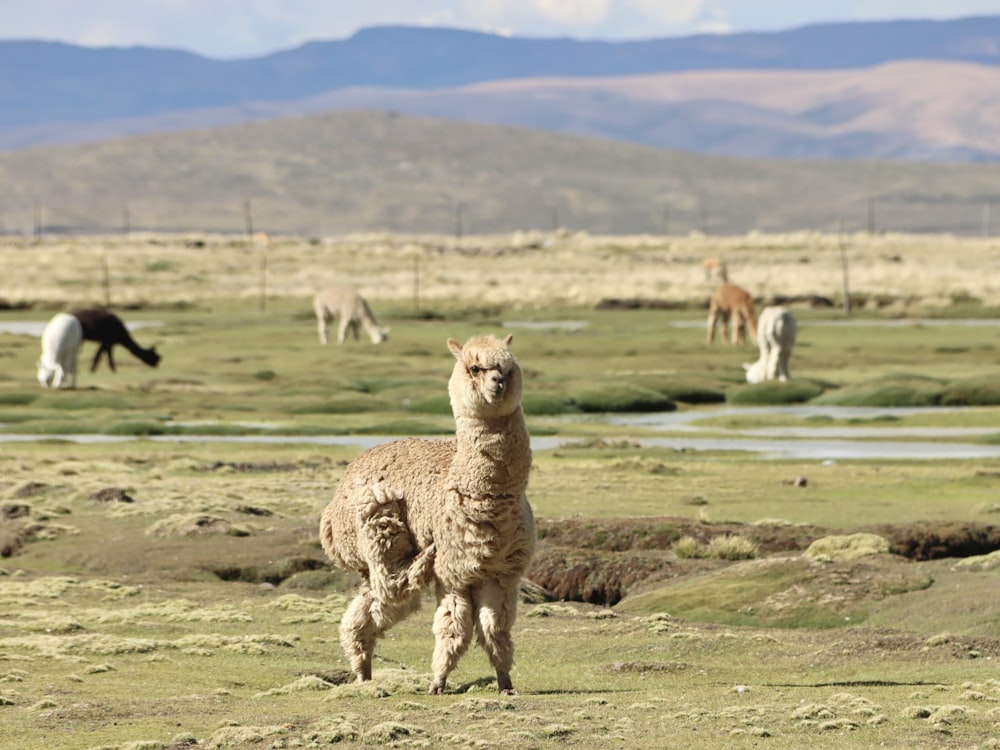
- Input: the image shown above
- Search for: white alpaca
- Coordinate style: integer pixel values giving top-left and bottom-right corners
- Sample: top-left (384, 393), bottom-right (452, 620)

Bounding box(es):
top-left (313, 286), bottom-right (389, 345)
top-left (37, 313), bottom-right (83, 388)
top-left (744, 306), bottom-right (797, 383)
top-left (320, 334), bottom-right (534, 695)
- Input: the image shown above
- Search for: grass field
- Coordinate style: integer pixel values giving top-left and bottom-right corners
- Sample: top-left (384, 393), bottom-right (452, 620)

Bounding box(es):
top-left (1, 232), bottom-right (999, 749)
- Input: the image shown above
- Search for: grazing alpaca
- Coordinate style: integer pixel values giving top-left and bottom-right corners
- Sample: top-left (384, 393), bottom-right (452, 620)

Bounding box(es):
top-left (744, 306), bottom-right (798, 383)
top-left (320, 334), bottom-right (535, 695)
top-left (706, 282), bottom-right (758, 346)
top-left (702, 257), bottom-right (728, 282)
top-left (72, 308), bottom-right (161, 372)
top-left (313, 286), bottom-right (389, 345)
top-left (37, 313), bottom-right (83, 388)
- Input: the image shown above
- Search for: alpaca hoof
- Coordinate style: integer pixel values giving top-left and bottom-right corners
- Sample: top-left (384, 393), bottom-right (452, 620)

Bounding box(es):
top-left (428, 681), bottom-right (446, 695)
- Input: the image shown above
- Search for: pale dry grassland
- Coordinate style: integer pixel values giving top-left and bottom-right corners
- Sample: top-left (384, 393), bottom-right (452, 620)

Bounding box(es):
top-left (3, 230), bottom-right (1000, 310)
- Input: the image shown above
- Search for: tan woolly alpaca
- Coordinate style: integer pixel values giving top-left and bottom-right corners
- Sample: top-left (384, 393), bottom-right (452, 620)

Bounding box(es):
top-left (707, 282), bottom-right (758, 346)
top-left (319, 334), bottom-right (535, 695)
top-left (313, 286), bottom-right (389, 345)
top-left (701, 257), bottom-right (728, 282)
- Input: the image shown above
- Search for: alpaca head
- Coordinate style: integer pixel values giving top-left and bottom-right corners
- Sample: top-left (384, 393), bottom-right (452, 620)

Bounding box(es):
top-left (743, 359), bottom-right (766, 384)
top-left (37, 359), bottom-right (55, 387)
top-left (447, 334), bottom-right (523, 419)
top-left (369, 327), bottom-right (390, 344)
top-left (143, 346), bottom-right (162, 367)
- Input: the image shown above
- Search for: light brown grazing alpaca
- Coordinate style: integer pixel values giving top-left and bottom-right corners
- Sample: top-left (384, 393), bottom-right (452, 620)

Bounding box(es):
top-left (320, 334), bottom-right (535, 695)
top-left (701, 257), bottom-right (728, 282)
top-left (313, 286), bottom-right (389, 345)
top-left (706, 282), bottom-right (758, 346)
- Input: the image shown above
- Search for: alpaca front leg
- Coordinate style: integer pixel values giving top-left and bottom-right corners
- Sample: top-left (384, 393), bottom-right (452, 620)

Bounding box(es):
top-left (429, 590), bottom-right (473, 694)
top-left (473, 579), bottom-right (520, 694)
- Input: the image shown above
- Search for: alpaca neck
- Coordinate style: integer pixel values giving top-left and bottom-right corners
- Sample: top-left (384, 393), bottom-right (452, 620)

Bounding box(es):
top-left (361, 317), bottom-right (382, 342)
top-left (451, 409), bottom-right (531, 497)
top-left (120, 338), bottom-right (155, 363)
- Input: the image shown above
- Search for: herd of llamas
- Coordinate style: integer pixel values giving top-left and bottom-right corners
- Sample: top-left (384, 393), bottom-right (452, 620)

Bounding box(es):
top-left (32, 258), bottom-right (793, 695)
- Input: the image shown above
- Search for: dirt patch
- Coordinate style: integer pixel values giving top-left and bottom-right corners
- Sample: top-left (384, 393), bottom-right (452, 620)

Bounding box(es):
top-left (209, 461), bottom-right (298, 473)
top-left (865, 521), bottom-right (1000, 560)
top-left (528, 517), bottom-right (1000, 607)
top-left (87, 487), bottom-right (135, 503)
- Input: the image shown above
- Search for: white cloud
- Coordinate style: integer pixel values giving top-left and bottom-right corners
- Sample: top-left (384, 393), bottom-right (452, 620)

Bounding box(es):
top-left (1, 0), bottom-right (999, 56)
top-left (534, 0), bottom-right (611, 26)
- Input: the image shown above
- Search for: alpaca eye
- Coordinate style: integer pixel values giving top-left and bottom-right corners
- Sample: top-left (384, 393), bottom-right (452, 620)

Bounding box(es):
top-left (469, 366), bottom-right (481, 375)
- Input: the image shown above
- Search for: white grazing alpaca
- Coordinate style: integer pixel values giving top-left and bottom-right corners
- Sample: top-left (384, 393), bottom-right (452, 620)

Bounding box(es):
top-left (37, 313), bottom-right (83, 388)
top-left (744, 306), bottom-right (798, 383)
top-left (313, 286), bottom-right (389, 345)
top-left (320, 334), bottom-right (535, 695)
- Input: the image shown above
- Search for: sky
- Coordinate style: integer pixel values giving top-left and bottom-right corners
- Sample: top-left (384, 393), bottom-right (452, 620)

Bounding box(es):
top-left (4, 0), bottom-right (1000, 58)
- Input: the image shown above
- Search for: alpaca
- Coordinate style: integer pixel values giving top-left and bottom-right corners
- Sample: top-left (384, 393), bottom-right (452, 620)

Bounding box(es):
top-left (706, 282), bottom-right (757, 346)
top-left (702, 257), bottom-right (728, 282)
top-left (320, 334), bottom-right (534, 695)
top-left (72, 308), bottom-right (161, 372)
top-left (744, 306), bottom-right (798, 383)
top-left (313, 286), bottom-right (389, 345)
top-left (37, 313), bottom-right (83, 388)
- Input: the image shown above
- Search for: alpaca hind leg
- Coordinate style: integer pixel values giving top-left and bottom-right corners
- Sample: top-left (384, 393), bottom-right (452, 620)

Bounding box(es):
top-left (776, 347), bottom-right (791, 381)
top-left (339, 583), bottom-right (422, 682)
top-left (429, 590), bottom-right (474, 694)
top-left (732, 312), bottom-right (745, 346)
top-left (473, 579), bottom-right (520, 694)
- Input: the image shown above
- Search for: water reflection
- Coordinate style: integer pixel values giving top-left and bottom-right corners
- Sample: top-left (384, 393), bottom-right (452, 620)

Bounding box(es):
top-left (2, 415), bottom-right (999, 461)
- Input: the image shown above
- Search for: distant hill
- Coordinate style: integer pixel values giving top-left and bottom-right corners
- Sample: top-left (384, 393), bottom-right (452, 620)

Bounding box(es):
top-left (2, 110), bottom-right (999, 237)
top-left (3, 17), bottom-right (1000, 160)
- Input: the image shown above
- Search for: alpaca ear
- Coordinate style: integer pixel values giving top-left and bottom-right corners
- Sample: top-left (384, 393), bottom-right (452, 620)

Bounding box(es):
top-left (447, 338), bottom-right (463, 360)
top-left (502, 334), bottom-right (513, 346)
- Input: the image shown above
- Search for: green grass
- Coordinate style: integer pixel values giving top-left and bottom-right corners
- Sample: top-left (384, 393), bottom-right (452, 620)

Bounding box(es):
top-left (1, 235), bottom-right (1000, 749)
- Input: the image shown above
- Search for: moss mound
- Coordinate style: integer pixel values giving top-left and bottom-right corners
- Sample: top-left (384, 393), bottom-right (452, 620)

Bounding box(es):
top-left (727, 380), bottom-right (824, 405)
top-left (812, 375), bottom-right (944, 407)
top-left (569, 385), bottom-right (676, 413)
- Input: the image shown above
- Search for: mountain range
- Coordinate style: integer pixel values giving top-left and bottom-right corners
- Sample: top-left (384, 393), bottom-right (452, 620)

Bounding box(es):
top-left (3, 17), bottom-right (1000, 160)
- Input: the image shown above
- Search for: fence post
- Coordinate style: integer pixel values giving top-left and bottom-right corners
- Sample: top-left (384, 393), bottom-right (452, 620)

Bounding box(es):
top-left (839, 219), bottom-right (851, 315)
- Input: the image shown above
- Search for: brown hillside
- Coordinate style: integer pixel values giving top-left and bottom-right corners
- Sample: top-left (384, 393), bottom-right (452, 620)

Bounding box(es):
top-left (2, 108), bottom-right (1000, 236)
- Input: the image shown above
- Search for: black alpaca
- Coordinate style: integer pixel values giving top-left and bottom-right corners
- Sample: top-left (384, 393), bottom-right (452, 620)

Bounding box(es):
top-left (71, 308), bottom-right (161, 372)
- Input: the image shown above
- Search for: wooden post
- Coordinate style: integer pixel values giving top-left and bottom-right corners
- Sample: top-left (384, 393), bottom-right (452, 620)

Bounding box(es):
top-left (838, 219), bottom-right (851, 315)
top-left (259, 245), bottom-right (267, 313)
top-left (33, 200), bottom-right (42, 242)
top-left (244, 200), bottom-right (254, 238)
top-left (101, 254), bottom-right (111, 307)
top-left (413, 255), bottom-right (420, 312)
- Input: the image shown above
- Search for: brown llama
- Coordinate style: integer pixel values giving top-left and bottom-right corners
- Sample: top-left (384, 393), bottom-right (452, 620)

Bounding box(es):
top-left (72, 308), bottom-right (161, 372)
